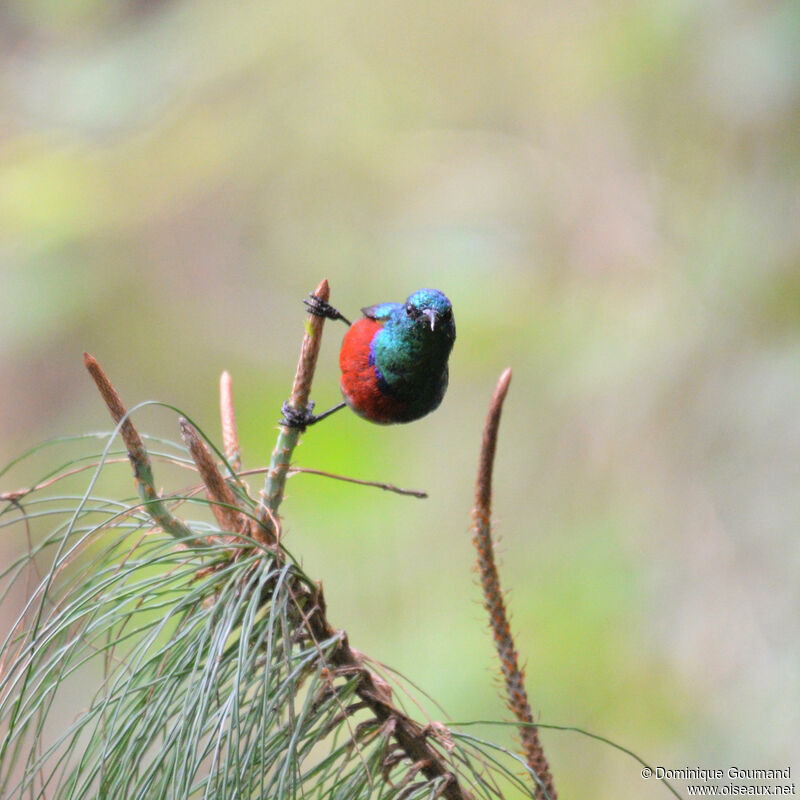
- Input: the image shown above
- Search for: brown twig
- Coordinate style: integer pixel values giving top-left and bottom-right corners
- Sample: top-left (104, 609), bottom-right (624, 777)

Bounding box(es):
top-left (1, 458), bottom-right (128, 503)
top-left (178, 417), bottom-right (254, 544)
top-left (287, 467), bottom-right (427, 498)
top-left (299, 583), bottom-right (473, 800)
top-left (250, 281), bottom-right (469, 796)
top-left (233, 466), bottom-right (427, 499)
top-left (257, 278), bottom-right (330, 536)
top-left (219, 371), bottom-right (242, 473)
top-left (83, 353), bottom-right (204, 548)
top-left (470, 368), bottom-right (556, 800)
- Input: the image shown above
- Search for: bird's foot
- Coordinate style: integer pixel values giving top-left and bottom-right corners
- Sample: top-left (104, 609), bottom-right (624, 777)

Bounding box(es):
top-left (280, 401), bottom-right (317, 432)
top-left (280, 400), bottom-right (347, 431)
top-left (303, 293), bottom-right (352, 326)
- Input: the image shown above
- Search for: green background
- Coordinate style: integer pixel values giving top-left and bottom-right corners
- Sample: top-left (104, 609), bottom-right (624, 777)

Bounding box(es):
top-left (1, 1), bottom-right (799, 796)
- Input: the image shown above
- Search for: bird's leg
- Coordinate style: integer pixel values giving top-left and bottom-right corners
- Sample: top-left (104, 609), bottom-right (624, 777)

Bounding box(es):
top-left (303, 293), bottom-right (352, 326)
top-left (280, 400), bottom-right (347, 431)
top-left (279, 293), bottom-right (349, 431)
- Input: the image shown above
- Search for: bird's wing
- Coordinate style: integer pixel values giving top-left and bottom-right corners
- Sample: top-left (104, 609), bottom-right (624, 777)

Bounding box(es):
top-left (360, 302), bottom-right (399, 321)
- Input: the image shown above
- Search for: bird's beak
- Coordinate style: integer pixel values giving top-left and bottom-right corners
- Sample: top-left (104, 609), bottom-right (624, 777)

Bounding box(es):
top-left (422, 308), bottom-right (437, 330)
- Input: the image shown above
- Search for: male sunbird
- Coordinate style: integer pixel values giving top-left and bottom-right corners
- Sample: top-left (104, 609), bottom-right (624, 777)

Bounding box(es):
top-left (281, 289), bottom-right (456, 428)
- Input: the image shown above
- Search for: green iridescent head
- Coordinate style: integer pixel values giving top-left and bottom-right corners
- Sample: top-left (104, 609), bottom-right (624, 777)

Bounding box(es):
top-left (365, 288), bottom-right (455, 418)
top-left (401, 288), bottom-right (455, 334)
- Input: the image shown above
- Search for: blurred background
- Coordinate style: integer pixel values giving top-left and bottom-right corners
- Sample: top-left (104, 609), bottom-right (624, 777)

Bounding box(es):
top-left (1, 0), bottom-right (799, 796)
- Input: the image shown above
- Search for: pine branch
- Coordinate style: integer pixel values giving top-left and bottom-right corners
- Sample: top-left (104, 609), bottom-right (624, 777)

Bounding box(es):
top-left (471, 368), bottom-right (557, 799)
top-left (244, 278), bottom-right (473, 798)
top-left (287, 467), bottom-right (427, 498)
top-left (299, 582), bottom-right (475, 800)
top-left (178, 417), bottom-right (252, 544)
top-left (83, 352), bottom-right (205, 548)
top-left (257, 278), bottom-right (331, 538)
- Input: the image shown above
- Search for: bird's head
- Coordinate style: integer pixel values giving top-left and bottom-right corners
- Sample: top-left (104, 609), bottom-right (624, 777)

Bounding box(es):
top-left (401, 289), bottom-right (455, 339)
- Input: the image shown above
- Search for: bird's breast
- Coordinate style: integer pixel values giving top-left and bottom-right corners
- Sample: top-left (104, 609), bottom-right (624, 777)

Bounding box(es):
top-left (339, 318), bottom-right (410, 424)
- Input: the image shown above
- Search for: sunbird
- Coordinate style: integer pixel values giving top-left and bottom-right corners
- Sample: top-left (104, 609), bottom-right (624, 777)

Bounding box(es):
top-left (281, 289), bottom-right (456, 428)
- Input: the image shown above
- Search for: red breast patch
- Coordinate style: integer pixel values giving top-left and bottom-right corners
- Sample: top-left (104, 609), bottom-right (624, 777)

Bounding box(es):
top-left (339, 318), bottom-right (407, 424)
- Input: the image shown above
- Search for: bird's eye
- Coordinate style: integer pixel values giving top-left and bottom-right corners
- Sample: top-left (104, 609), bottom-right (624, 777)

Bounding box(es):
top-left (442, 308), bottom-right (451, 320)
top-left (405, 303), bottom-right (416, 316)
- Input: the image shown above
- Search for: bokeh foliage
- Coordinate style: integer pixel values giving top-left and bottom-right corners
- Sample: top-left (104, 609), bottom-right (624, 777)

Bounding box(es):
top-left (1, 1), bottom-right (799, 796)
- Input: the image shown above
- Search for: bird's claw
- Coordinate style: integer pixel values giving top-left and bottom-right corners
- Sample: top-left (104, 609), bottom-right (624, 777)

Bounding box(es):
top-left (280, 401), bottom-right (317, 432)
top-left (280, 399), bottom-right (347, 430)
top-left (303, 294), bottom-right (352, 326)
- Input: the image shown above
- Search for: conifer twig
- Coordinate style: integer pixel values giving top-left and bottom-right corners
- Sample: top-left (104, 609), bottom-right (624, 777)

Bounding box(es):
top-left (235, 466), bottom-right (427, 498)
top-left (178, 417), bottom-right (253, 544)
top-left (300, 583), bottom-right (474, 800)
top-left (257, 278), bottom-right (330, 537)
top-left (470, 368), bottom-right (556, 799)
top-left (83, 353), bottom-right (205, 547)
top-left (288, 467), bottom-right (427, 498)
top-left (219, 370), bottom-right (242, 473)
top-left (0, 459), bottom-right (127, 502)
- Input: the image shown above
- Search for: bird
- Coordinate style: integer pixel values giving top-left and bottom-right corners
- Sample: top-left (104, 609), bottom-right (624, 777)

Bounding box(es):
top-left (282, 289), bottom-right (456, 428)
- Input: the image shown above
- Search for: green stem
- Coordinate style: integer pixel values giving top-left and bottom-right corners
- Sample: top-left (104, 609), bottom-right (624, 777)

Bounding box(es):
top-left (257, 279), bottom-right (330, 540)
top-left (84, 353), bottom-right (205, 548)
